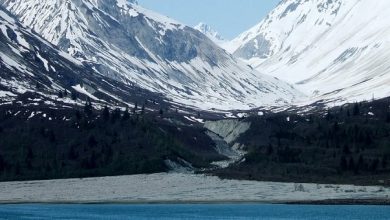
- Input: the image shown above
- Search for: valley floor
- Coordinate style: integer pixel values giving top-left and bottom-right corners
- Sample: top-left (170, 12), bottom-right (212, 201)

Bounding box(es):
top-left (0, 173), bottom-right (389, 204)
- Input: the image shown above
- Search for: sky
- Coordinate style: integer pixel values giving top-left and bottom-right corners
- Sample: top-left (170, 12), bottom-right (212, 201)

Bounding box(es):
top-left (137, 0), bottom-right (281, 40)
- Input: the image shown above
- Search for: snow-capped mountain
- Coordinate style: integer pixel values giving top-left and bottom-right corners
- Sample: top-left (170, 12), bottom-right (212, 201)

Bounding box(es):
top-left (0, 0), bottom-right (303, 110)
top-left (0, 6), bottom-right (87, 104)
top-left (231, 0), bottom-right (390, 104)
top-left (193, 23), bottom-right (240, 54)
top-left (0, 6), bottom-right (168, 110)
top-left (194, 22), bottom-right (227, 46)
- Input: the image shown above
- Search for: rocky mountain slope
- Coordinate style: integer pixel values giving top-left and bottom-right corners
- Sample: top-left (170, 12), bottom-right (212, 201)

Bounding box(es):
top-left (230, 0), bottom-right (390, 105)
top-left (0, 6), bottom-right (173, 111)
top-left (0, 0), bottom-right (303, 111)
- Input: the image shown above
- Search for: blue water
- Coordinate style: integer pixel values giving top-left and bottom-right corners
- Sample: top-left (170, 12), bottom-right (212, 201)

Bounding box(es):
top-left (0, 204), bottom-right (389, 220)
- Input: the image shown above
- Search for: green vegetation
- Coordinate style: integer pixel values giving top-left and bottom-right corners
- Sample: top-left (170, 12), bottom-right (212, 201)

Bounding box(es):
top-left (0, 104), bottom-right (222, 181)
top-left (214, 98), bottom-right (390, 186)
top-left (1, 96), bottom-right (389, 186)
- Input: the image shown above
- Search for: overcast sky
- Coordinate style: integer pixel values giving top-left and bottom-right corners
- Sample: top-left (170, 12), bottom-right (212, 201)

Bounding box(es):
top-left (138, 0), bottom-right (281, 40)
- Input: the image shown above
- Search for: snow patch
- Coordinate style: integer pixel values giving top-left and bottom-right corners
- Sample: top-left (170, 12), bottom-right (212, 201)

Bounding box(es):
top-left (36, 52), bottom-right (49, 71)
top-left (72, 84), bottom-right (100, 101)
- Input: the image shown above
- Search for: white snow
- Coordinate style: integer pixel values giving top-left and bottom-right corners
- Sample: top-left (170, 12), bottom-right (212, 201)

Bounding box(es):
top-left (0, 173), bottom-right (388, 203)
top-left (58, 51), bottom-right (83, 66)
top-left (72, 84), bottom-right (100, 101)
top-left (115, 0), bottom-right (184, 32)
top-left (194, 22), bottom-right (228, 47)
top-left (0, 9), bottom-right (14, 23)
top-left (27, 111), bottom-right (36, 119)
top-left (0, 51), bottom-right (26, 73)
top-left (184, 116), bottom-right (204, 124)
top-left (36, 52), bottom-right (49, 71)
top-left (14, 30), bottom-right (29, 49)
top-left (229, 0), bottom-right (390, 106)
top-left (2, 0), bottom-right (304, 111)
top-left (236, 113), bottom-right (249, 118)
top-left (0, 90), bottom-right (16, 98)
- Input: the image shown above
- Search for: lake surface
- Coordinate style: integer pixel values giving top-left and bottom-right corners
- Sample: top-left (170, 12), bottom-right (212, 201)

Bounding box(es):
top-left (0, 204), bottom-right (389, 219)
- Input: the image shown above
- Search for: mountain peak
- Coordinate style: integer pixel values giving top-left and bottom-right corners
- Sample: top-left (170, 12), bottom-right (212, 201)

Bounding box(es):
top-left (229, 0), bottom-right (390, 105)
top-left (116, 0), bottom-right (138, 6)
top-left (194, 22), bottom-right (225, 43)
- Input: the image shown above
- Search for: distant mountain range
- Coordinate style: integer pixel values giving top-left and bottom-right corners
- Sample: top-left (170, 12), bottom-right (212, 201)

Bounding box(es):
top-left (1, 0), bottom-right (389, 111)
top-left (0, 0), bottom-right (302, 111)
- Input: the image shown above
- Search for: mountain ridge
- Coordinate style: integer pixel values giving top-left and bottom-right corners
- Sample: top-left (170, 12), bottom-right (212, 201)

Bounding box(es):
top-left (0, 0), bottom-right (303, 111)
top-left (228, 0), bottom-right (390, 105)
top-left (0, 5), bottom-right (177, 113)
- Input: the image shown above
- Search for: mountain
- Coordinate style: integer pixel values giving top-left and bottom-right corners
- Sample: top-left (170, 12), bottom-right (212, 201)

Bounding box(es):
top-left (0, 5), bottom-right (172, 111)
top-left (194, 22), bottom-right (227, 46)
top-left (0, 7), bottom-right (229, 181)
top-left (0, 0), bottom-right (303, 111)
top-left (0, 6), bottom-right (94, 105)
top-left (230, 0), bottom-right (390, 104)
top-left (193, 23), bottom-right (240, 55)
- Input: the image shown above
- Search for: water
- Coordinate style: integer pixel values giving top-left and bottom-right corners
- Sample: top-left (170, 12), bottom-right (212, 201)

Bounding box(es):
top-left (0, 204), bottom-right (389, 220)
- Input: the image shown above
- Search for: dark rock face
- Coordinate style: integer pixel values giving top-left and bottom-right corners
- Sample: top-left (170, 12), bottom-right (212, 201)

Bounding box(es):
top-left (234, 34), bottom-right (273, 60)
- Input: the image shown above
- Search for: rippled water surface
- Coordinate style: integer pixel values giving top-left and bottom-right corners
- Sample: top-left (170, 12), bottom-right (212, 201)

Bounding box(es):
top-left (0, 204), bottom-right (389, 219)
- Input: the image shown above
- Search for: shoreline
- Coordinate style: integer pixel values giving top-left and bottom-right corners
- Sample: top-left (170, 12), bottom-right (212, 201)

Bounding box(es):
top-left (0, 173), bottom-right (389, 206)
top-left (1, 199), bottom-right (389, 206)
